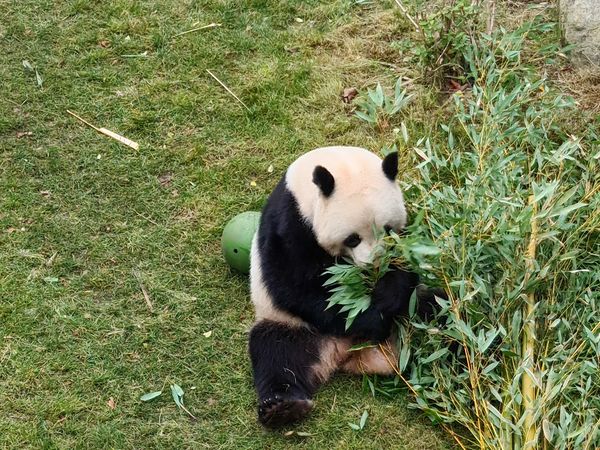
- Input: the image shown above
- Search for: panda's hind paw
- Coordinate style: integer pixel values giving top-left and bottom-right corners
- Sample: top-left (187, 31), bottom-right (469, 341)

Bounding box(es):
top-left (258, 395), bottom-right (314, 428)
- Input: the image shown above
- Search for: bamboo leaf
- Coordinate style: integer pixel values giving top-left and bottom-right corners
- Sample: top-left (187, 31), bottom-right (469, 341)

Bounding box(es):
top-left (421, 348), bottom-right (449, 364)
top-left (170, 384), bottom-right (184, 408)
top-left (359, 410), bottom-right (368, 429)
top-left (401, 122), bottom-right (409, 143)
top-left (542, 419), bottom-right (555, 442)
top-left (399, 345), bottom-right (411, 372)
top-left (140, 391), bottom-right (162, 401)
top-left (355, 110), bottom-right (376, 123)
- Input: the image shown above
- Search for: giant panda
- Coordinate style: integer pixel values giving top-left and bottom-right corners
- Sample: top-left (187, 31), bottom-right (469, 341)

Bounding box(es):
top-left (248, 146), bottom-right (426, 428)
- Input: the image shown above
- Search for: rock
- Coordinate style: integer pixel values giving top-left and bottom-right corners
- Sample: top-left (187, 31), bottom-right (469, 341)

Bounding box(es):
top-left (560, 0), bottom-right (600, 67)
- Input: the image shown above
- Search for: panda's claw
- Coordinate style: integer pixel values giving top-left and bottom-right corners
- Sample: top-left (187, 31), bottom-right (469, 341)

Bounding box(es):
top-left (258, 395), bottom-right (314, 428)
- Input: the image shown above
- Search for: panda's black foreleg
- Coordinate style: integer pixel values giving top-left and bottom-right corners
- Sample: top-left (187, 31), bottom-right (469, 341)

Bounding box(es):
top-left (344, 268), bottom-right (418, 342)
top-left (248, 320), bottom-right (322, 428)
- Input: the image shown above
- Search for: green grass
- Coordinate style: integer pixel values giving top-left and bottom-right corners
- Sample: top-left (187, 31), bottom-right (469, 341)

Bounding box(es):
top-left (0, 0), bottom-right (454, 448)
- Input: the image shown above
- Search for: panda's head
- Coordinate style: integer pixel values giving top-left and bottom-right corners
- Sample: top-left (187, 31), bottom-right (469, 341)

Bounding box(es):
top-left (286, 146), bottom-right (406, 265)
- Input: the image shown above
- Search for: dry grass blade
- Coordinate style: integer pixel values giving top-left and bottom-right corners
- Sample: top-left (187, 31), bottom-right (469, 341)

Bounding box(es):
top-left (179, 403), bottom-right (198, 421)
top-left (172, 22), bottom-right (221, 38)
top-left (206, 69), bottom-right (250, 111)
top-left (132, 269), bottom-right (154, 313)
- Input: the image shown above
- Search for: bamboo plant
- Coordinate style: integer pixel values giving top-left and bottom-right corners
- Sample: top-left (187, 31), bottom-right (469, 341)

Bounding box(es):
top-left (325, 22), bottom-right (599, 450)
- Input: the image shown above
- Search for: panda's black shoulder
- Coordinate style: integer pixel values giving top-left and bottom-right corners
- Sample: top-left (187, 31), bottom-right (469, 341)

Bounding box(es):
top-left (257, 175), bottom-right (333, 283)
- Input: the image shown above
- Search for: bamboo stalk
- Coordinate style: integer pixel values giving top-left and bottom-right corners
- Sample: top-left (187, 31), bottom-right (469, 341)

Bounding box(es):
top-left (67, 110), bottom-right (139, 150)
top-left (392, 0), bottom-right (421, 33)
top-left (522, 194), bottom-right (539, 448)
top-left (380, 342), bottom-right (469, 450)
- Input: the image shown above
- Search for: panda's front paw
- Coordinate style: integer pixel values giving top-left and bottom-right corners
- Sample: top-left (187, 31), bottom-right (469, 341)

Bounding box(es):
top-left (372, 268), bottom-right (419, 315)
top-left (258, 394), bottom-right (314, 428)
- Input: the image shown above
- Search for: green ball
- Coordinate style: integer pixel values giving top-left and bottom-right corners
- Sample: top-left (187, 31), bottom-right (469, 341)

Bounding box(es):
top-left (221, 211), bottom-right (261, 274)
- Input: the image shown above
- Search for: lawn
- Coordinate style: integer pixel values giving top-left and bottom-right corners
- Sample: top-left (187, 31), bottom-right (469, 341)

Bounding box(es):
top-left (0, 0), bottom-right (454, 448)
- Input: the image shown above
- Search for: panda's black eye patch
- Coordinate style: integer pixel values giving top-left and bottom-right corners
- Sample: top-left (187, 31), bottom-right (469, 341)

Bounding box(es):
top-left (343, 233), bottom-right (361, 248)
top-left (384, 225), bottom-right (393, 234)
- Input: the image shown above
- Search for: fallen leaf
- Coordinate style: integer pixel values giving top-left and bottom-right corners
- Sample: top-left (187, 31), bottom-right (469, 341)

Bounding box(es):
top-left (447, 79), bottom-right (469, 93)
top-left (171, 189), bottom-right (179, 197)
top-left (295, 17), bottom-right (304, 23)
top-left (99, 40), bottom-right (111, 48)
top-left (40, 190), bottom-right (51, 197)
top-left (5, 227), bottom-right (16, 234)
top-left (22, 60), bottom-right (34, 71)
top-left (43, 277), bottom-right (59, 283)
top-left (267, 165), bottom-right (274, 173)
top-left (250, 180), bottom-right (257, 187)
top-left (96, 154), bottom-right (102, 160)
top-left (203, 330), bottom-right (213, 338)
top-left (170, 384), bottom-right (184, 408)
top-left (16, 131), bottom-right (33, 138)
top-left (207, 397), bottom-right (217, 406)
top-left (284, 431), bottom-right (294, 437)
top-left (158, 173), bottom-right (173, 187)
top-left (140, 391), bottom-right (162, 401)
top-left (342, 87), bottom-right (358, 104)
top-left (107, 397), bottom-right (116, 410)
top-left (35, 70), bottom-right (43, 87)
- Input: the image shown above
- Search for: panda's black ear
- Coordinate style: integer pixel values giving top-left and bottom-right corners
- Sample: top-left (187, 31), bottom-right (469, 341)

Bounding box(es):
top-left (382, 152), bottom-right (398, 181)
top-left (312, 165), bottom-right (335, 197)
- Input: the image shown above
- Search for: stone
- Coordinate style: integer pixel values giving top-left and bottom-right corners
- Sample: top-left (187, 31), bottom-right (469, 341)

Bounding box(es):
top-left (560, 0), bottom-right (600, 67)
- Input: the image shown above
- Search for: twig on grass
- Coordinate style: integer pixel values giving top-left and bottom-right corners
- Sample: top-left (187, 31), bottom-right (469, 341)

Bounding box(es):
top-left (179, 402), bottom-right (198, 421)
top-left (132, 270), bottom-right (154, 313)
top-left (392, 0), bottom-right (420, 33)
top-left (66, 110), bottom-right (139, 150)
top-left (206, 69), bottom-right (250, 111)
top-left (134, 210), bottom-right (160, 226)
top-left (172, 22), bottom-right (221, 38)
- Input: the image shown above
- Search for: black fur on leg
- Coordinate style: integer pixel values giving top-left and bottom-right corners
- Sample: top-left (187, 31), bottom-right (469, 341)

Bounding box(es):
top-left (248, 320), bottom-right (322, 428)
